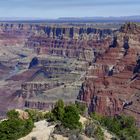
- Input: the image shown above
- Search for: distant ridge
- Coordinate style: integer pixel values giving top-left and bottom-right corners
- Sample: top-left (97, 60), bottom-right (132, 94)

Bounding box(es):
top-left (58, 15), bottom-right (140, 21)
top-left (0, 15), bottom-right (140, 23)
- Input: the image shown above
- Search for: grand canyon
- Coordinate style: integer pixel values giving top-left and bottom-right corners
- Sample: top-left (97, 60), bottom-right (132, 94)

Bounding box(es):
top-left (0, 21), bottom-right (140, 125)
top-left (0, 0), bottom-right (140, 139)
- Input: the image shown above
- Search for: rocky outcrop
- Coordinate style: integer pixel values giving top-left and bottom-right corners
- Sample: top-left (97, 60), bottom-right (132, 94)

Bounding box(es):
top-left (133, 56), bottom-right (140, 73)
top-left (18, 120), bottom-right (55, 140)
top-left (28, 57), bottom-right (39, 69)
top-left (77, 78), bottom-right (124, 116)
top-left (77, 23), bottom-right (140, 124)
top-left (15, 109), bottom-right (29, 120)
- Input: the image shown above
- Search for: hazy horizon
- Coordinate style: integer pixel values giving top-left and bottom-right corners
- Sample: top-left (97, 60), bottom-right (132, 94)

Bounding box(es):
top-left (0, 15), bottom-right (140, 19)
top-left (0, 0), bottom-right (140, 18)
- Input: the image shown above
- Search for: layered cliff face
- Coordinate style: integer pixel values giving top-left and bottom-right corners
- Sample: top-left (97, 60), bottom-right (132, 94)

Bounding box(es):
top-left (25, 25), bottom-right (113, 62)
top-left (17, 25), bottom-right (115, 110)
top-left (0, 23), bottom-right (36, 117)
top-left (0, 23), bottom-right (31, 46)
top-left (77, 23), bottom-right (140, 124)
top-left (0, 23), bottom-right (113, 62)
top-left (19, 56), bottom-right (89, 110)
top-left (1, 22), bottom-right (140, 124)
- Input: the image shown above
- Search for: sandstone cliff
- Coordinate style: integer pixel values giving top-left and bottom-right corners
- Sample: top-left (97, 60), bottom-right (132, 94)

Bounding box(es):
top-left (77, 23), bottom-right (140, 125)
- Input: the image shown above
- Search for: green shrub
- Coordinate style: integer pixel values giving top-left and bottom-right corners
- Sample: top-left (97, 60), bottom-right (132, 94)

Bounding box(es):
top-left (91, 113), bottom-right (140, 140)
top-left (45, 111), bottom-right (56, 122)
top-left (91, 112), bottom-right (103, 123)
top-left (25, 109), bottom-right (45, 122)
top-left (52, 99), bottom-right (65, 121)
top-left (63, 104), bottom-right (82, 130)
top-left (75, 102), bottom-right (86, 115)
top-left (94, 126), bottom-right (104, 140)
top-left (0, 110), bottom-right (34, 140)
top-left (85, 122), bottom-right (104, 140)
top-left (48, 100), bottom-right (82, 130)
top-left (7, 109), bottom-right (19, 120)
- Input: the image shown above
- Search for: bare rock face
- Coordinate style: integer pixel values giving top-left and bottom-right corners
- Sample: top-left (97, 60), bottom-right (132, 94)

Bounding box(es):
top-left (25, 25), bottom-right (113, 62)
top-left (28, 57), bottom-right (39, 69)
top-left (77, 23), bottom-right (140, 125)
top-left (1, 22), bottom-right (140, 125)
top-left (15, 109), bottom-right (29, 120)
top-left (77, 79), bottom-right (123, 116)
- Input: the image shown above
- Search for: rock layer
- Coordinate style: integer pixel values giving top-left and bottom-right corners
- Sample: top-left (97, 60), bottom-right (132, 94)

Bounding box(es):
top-left (0, 22), bottom-right (140, 125)
top-left (77, 23), bottom-right (140, 125)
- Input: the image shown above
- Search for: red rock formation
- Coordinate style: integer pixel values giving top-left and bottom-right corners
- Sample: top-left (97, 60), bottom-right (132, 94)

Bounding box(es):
top-left (1, 22), bottom-right (140, 125)
top-left (77, 23), bottom-right (140, 125)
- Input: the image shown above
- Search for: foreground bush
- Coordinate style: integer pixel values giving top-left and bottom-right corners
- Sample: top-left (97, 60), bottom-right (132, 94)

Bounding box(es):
top-left (63, 105), bottom-right (82, 130)
top-left (52, 99), bottom-right (65, 121)
top-left (91, 113), bottom-right (140, 140)
top-left (75, 102), bottom-right (86, 115)
top-left (0, 110), bottom-right (34, 140)
top-left (85, 122), bottom-right (104, 140)
top-left (46, 100), bottom-right (82, 130)
top-left (25, 109), bottom-right (45, 122)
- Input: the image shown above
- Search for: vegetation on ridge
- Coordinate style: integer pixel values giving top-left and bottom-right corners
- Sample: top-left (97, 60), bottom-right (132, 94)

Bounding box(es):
top-left (0, 110), bottom-right (34, 140)
top-left (46, 99), bottom-right (82, 130)
top-left (46, 100), bottom-right (105, 140)
top-left (0, 100), bottom-right (139, 140)
top-left (46, 99), bottom-right (140, 140)
top-left (91, 113), bottom-right (140, 140)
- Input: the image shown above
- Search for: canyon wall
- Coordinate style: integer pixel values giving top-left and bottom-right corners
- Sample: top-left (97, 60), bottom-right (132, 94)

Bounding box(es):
top-left (25, 25), bottom-right (113, 61)
top-left (77, 23), bottom-right (140, 125)
top-left (1, 22), bottom-right (140, 125)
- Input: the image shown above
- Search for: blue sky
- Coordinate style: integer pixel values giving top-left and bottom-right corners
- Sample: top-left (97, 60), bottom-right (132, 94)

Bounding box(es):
top-left (0, 0), bottom-right (140, 18)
